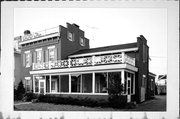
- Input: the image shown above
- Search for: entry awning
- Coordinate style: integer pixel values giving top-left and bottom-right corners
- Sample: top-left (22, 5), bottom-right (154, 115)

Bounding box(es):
top-left (30, 63), bottom-right (138, 75)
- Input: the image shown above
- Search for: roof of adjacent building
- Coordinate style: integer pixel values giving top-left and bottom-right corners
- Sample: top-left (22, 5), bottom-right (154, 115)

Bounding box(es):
top-left (69, 42), bottom-right (137, 57)
top-left (158, 75), bottom-right (167, 80)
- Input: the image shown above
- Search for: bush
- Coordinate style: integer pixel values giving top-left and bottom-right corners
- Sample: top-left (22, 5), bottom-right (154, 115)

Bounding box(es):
top-left (15, 81), bottom-right (25, 100)
top-left (38, 94), bottom-right (109, 108)
top-left (22, 92), bottom-right (38, 102)
top-left (107, 72), bottom-right (126, 108)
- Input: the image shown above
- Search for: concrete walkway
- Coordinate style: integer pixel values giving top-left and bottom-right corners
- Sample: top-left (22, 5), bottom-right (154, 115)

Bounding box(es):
top-left (14, 102), bottom-right (32, 106)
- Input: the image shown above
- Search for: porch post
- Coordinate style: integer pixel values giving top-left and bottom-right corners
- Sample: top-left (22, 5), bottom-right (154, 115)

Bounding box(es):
top-left (121, 70), bottom-right (125, 84)
top-left (33, 75), bottom-right (35, 93)
top-left (50, 75), bottom-right (51, 93)
top-left (92, 72), bottom-right (95, 94)
top-left (69, 74), bottom-right (71, 93)
top-left (121, 70), bottom-right (125, 94)
top-left (44, 75), bottom-right (46, 94)
top-left (122, 52), bottom-right (125, 63)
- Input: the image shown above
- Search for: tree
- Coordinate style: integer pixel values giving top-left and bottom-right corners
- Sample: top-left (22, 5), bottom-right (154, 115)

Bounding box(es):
top-left (16, 80), bottom-right (25, 100)
top-left (107, 72), bottom-right (126, 108)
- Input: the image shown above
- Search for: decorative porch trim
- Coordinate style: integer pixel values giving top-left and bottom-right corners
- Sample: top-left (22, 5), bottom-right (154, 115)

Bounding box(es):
top-left (30, 64), bottom-right (138, 75)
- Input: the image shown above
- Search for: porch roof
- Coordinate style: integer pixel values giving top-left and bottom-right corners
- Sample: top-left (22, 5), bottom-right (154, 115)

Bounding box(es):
top-left (30, 63), bottom-right (138, 75)
top-left (69, 43), bottom-right (138, 58)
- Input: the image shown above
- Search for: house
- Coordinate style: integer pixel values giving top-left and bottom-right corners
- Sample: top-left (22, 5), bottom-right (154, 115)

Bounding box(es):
top-left (156, 75), bottom-right (166, 95)
top-left (16, 23), bottom-right (156, 103)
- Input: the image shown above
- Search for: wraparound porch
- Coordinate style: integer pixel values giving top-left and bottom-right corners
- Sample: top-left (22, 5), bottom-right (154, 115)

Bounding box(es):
top-left (30, 64), bottom-right (138, 102)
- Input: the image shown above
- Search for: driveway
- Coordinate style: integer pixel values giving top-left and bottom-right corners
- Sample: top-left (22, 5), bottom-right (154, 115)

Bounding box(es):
top-left (128, 95), bottom-right (166, 111)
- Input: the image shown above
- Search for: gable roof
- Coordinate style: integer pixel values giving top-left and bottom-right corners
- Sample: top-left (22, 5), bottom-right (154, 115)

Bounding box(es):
top-left (69, 42), bottom-right (138, 58)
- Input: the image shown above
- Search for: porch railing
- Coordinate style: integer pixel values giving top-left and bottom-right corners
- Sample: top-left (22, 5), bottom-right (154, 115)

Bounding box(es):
top-left (32, 53), bottom-right (135, 70)
top-left (20, 26), bottom-right (59, 42)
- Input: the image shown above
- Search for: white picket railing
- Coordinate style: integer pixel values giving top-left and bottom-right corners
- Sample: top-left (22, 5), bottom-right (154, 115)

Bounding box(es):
top-left (32, 53), bottom-right (135, 70)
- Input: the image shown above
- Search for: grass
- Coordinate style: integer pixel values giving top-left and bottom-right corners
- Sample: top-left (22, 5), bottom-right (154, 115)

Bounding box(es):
top-left (14, 95), bottom-right (166, 111)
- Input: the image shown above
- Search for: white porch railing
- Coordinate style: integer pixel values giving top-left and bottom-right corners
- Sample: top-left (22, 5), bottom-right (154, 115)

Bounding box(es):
top-left (20, 26), bottom-right (59, 42)
top-left (32, 53), bottom-right (135, 70)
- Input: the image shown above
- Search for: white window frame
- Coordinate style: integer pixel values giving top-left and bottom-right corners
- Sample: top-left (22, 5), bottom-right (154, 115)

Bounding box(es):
top-left (80, 37), bottom-right (85, 46)
top-left (24, 51), bottom-right (31, 68)
top-left (67, 31), bottom-right (74, 41)
top-left (35, 48), bottom-right (43, 63)
top-left (25, 77), bottom-right (31, 92)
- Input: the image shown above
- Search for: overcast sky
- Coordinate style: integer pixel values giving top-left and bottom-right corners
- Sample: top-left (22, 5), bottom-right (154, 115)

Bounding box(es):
top-left (14, 8), bottom-right (167, 76)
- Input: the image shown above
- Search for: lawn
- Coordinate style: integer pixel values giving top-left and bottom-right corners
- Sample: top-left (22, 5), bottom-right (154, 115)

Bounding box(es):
top-left (14, 95), bottom-right (166, 111)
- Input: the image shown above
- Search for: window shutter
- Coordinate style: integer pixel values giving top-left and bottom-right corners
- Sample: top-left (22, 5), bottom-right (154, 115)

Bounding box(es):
top-left (54, 48), bottom-right (57, 61)
top-left (23, 54), bottom-right (25, 67)
top-left (33, 52), bottom-right (37, 63)
top-left (30, 52), bottom-right (32, 66)
top-left (41, 50), bottom-right (44, 62)
top-left (45, 50), bottom-right (49, 62)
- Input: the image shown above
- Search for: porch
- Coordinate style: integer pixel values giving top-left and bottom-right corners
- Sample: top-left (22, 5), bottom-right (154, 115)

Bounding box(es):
top-left (31, 67), bottom-right (137, 102)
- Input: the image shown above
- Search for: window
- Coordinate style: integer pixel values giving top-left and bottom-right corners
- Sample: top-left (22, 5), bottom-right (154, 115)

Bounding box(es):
top-left (47, 46), bottom-right (57, 62)
top-left (71, 74), bottom-right (81, 92)
top-left (80, 37), bottom-right (85, 46)
top-left (51, 75), bottom-right (59, 92)
top-left (71, 73), bottom-right (92, 93)
top-left (25, 78), bottom-right (31, 92)
top-left (36, 49), bottom-right (43, 63)
top-left (67, 31), bottom-right (73, 41)
top-left (24, 51), bottom-right (31, 67)
top-left (95, 72), bottom-right (108, 93)
top-left (60, 75), bottom-right (69, 92)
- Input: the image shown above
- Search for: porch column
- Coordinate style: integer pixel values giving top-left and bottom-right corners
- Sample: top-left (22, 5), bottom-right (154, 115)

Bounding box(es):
top-left (92, 72), bottom-right (95, 94)
top-left (121, 70), bottom-right (125, 84)
top-left (33, 75), bottom-right (35, 93)
top-left (69, 74), bottom-right (71, 93)
top-left (50, 75), bottom-right (51, 93)
top-left (122, 52), bottom-right (125, 63)
top-left (44, 75), bottom-right (46, 94)
top-left (121, 70), bottom-right (125, 94)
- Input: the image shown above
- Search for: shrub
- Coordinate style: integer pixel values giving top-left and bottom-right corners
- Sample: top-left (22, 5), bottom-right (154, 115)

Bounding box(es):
top-left (16, 81), bottom-right (25, 100)
top-left (107, 72), bottom-right (127, 108)
top-left (22, 92), bottom-right (38, 102)
top-left (38, 94), bottom-right (109, 108)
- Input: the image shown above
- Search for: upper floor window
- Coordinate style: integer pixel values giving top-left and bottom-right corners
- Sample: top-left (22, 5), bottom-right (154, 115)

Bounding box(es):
top-left (24, 51), bottom-right (32, 67)
top-left (47, 46), bottom-right (57, 62)
top-left (80, 37), bottom-right (85, 46)
top-left (36, 49), bottom-right (43, 63)
top-left (67, 31), bottom-right (74, 41)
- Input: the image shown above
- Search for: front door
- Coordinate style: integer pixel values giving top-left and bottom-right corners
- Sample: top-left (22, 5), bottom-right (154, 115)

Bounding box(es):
top-left (127, 77), bottom-right (131, 102)
top-left (39, 80), bottom-right (46, 94)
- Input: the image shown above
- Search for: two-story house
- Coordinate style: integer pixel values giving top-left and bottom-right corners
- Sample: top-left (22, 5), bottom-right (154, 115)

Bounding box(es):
top-left (16, 23), bottom-right (156, 103)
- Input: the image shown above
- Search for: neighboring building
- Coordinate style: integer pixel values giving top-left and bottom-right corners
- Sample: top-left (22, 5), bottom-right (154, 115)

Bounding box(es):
top-left (156, 75), bottom-right (166, 95)
top-left (16, 23), bottom-right (156, 103)
top-left (14, 36), bottom-right (22, 89)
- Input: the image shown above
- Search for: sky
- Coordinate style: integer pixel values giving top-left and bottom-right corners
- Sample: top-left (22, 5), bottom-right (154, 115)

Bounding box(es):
top-left (14, 8), bottom-right (167, 76)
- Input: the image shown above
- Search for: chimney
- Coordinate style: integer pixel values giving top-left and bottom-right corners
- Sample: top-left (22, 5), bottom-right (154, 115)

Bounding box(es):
top-left (24, 30), bottom-right (31, 35)
top-left (72, 23), bottom-right (79, 28)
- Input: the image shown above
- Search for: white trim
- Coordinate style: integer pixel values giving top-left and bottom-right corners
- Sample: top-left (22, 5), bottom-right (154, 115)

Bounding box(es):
top-left (25, 77), bottom-right (31, 80)
top-left (24, 50), bottom-right (30, 54)
top-left (47, 45), bottom-right (55, 49)
top-left (30, 64), bottom-right (138, 75)
top-left (19, 32), bottom-right (60, 45)
top-left (35, 48), bottom-right (42, 51)
top-left (45, 92), bottom-right (108, 95)
top-left (68, 47), bottom-right (138, 58)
